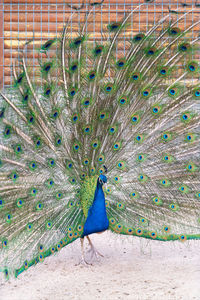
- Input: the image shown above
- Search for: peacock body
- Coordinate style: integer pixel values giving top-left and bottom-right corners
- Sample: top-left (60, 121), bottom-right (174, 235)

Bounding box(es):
top-left (0, 4), bottom-right (200, 279)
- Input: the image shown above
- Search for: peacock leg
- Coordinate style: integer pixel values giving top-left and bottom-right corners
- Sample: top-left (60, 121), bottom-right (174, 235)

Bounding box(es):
top-left (77, 237), bottom-right (91, 266)
top-left (86, 235), bottom-right (104, 261)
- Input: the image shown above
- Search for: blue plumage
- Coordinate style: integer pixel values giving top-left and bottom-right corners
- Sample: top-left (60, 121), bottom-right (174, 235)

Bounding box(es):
top-left (83, 175), bottom-right (109, 237)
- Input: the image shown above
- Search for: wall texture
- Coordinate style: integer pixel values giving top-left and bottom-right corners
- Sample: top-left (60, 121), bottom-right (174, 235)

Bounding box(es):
top-left (0, 0), bottom-right (199, 87)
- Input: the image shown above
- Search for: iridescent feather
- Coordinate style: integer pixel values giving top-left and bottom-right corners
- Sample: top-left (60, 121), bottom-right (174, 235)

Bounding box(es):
top-left (0, 4), bottom-right (200, 279)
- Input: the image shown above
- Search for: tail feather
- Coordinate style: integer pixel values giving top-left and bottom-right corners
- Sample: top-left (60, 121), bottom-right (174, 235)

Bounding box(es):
top-left (0, 5), bottom-right (200, 278)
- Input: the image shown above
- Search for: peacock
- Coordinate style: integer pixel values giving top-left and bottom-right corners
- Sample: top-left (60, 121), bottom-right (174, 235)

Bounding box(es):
top-left (0, 3), bottom-right (200, 280)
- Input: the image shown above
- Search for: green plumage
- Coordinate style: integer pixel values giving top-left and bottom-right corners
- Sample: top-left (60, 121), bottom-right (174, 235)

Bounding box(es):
top-left (0, 5), bottom-right (200, 279)
top-left (80, 175), bottom-right (99, 217)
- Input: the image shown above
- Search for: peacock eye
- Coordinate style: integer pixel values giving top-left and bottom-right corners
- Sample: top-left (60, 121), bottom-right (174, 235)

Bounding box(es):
top-left (45, 65), bottom-right (51, 72)
top-left (148, 50), bottom-right (154, 55)
top-left (71, 64), bottom-right (78, 72)
top-left (90, 73), bottom-right (95, 79)
top-left (108, 22), bottom-right (121, 32)
top-left (143, 90), bottom-right (149, 96)
top-left (133, 33), bottom-right (145, 43)
top-left (118, 61), bottom-right (124, 67)
top-left (45, 88), bottom-right (51, 96)
top-left (71, 90), bottom-right (75, 96)
top-left (74, 38), bottom-right (82, 46)
top-left (160, 69), bottom-right (166, 75)
top-left (131, 71), bottom-right (141, 82)
top-left (94, 46), bottom-right (103, 55)
top-left (88, 71), bottom-right (96, 81)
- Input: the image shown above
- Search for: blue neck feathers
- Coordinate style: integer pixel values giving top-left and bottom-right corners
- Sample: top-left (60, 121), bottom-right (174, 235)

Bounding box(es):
top-left (82, 180), bottom-right (109, 237)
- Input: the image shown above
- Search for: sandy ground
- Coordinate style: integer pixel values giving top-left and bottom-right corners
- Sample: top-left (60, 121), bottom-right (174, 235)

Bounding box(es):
top-left (0, 231), bottom-right (199, 300)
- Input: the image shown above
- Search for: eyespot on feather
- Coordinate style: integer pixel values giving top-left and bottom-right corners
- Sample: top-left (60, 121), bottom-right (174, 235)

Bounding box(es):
top-left (107, 22), bottom-right (122, 32)
top-left (132, 33), bottom-right (145, 43)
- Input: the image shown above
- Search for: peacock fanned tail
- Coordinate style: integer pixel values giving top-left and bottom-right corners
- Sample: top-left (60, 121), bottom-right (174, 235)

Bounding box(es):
top-left (0, 5), bottom-right (200, 279)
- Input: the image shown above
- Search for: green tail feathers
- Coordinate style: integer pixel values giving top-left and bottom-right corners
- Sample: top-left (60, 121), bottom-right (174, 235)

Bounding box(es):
top-left (0, 6), bottom-right (200, 279)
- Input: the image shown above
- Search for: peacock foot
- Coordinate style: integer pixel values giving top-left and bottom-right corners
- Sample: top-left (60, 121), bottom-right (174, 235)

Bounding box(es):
top-left (76, 256), bottom-right (93, 266)
top-left (88, 245), bottom-right (104, 261)
top-left (86, 236), bottom-right (104, 262)
top-left (77, 237), bottom-right (93, 266)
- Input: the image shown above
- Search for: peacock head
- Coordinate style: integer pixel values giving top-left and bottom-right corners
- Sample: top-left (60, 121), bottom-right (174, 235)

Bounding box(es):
top-left (98, 174), bottom-right (107, 186)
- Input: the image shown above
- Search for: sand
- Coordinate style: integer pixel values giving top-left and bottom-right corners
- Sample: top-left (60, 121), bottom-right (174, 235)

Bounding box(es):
top-left (0, 231), bottom-right (199, 300)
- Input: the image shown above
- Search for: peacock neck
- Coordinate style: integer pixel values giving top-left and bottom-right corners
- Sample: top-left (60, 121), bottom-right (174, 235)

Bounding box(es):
top-left (92, 181), bottom-right (106, 210)
top-left (82, 179), bottom-right (109, 237)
